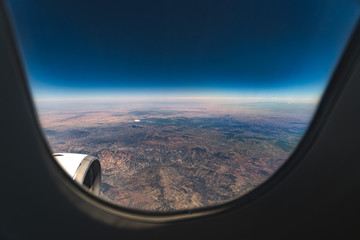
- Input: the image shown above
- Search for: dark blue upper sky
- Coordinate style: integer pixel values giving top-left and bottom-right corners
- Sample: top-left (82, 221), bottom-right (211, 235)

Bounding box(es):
top-left (5, 0), bottom-right (360, 99)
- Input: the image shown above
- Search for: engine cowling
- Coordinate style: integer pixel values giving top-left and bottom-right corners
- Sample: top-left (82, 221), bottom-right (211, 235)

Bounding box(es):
top-left (53, 153), bottom-right (101, 195)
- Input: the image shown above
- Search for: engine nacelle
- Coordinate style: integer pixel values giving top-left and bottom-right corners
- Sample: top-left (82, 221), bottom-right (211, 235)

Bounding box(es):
top-left (53, 153), bottom-right (101, 195)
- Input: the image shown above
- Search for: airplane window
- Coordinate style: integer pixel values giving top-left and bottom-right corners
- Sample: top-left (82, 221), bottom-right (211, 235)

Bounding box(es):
top-left (5, 0), bottom-right (360, 212)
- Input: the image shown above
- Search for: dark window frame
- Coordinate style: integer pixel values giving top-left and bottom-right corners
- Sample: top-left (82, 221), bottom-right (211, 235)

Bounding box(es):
top-left (1, 0), bottom-right (360, 226)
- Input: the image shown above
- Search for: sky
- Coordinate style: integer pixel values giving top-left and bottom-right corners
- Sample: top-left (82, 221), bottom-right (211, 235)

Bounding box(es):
top-left (5, 0), bottom-right (360, 101)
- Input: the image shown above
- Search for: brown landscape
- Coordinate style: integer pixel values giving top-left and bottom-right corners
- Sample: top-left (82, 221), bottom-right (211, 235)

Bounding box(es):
top-left (36, 99), bottom-right (314, 211)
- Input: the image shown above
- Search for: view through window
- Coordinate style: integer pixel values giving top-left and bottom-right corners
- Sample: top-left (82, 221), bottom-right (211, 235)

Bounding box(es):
top-left (6, 0), bottom-right (360, 211)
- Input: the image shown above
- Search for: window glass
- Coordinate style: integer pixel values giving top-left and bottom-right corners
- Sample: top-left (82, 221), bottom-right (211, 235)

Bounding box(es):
top-left (5, 0), bottom-right (360, 211)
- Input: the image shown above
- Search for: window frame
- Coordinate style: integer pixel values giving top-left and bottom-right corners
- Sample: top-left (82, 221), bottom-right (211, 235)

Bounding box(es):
top-left (1, 0), bottom-right (360, 226)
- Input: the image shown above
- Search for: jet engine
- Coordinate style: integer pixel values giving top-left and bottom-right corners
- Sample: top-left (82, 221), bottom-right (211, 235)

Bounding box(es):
top-left (53, 153), bottom-right (101, 195)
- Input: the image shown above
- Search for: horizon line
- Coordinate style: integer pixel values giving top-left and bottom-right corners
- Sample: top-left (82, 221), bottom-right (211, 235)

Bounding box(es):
top-left (34, 96), bottom-right (319, 103)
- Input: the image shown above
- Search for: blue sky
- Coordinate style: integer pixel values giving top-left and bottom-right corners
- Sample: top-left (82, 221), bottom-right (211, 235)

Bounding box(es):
top-left (5, 0), bottom-right (360, 100)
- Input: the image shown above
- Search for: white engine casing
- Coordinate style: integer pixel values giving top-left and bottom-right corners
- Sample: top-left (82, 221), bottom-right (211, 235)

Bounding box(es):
top-left (53, 153), bottom-right (101, 195)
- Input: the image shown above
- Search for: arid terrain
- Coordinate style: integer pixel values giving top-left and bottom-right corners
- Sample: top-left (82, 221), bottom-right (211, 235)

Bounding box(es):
top-left (36, 99), bottom-right (314, 211)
